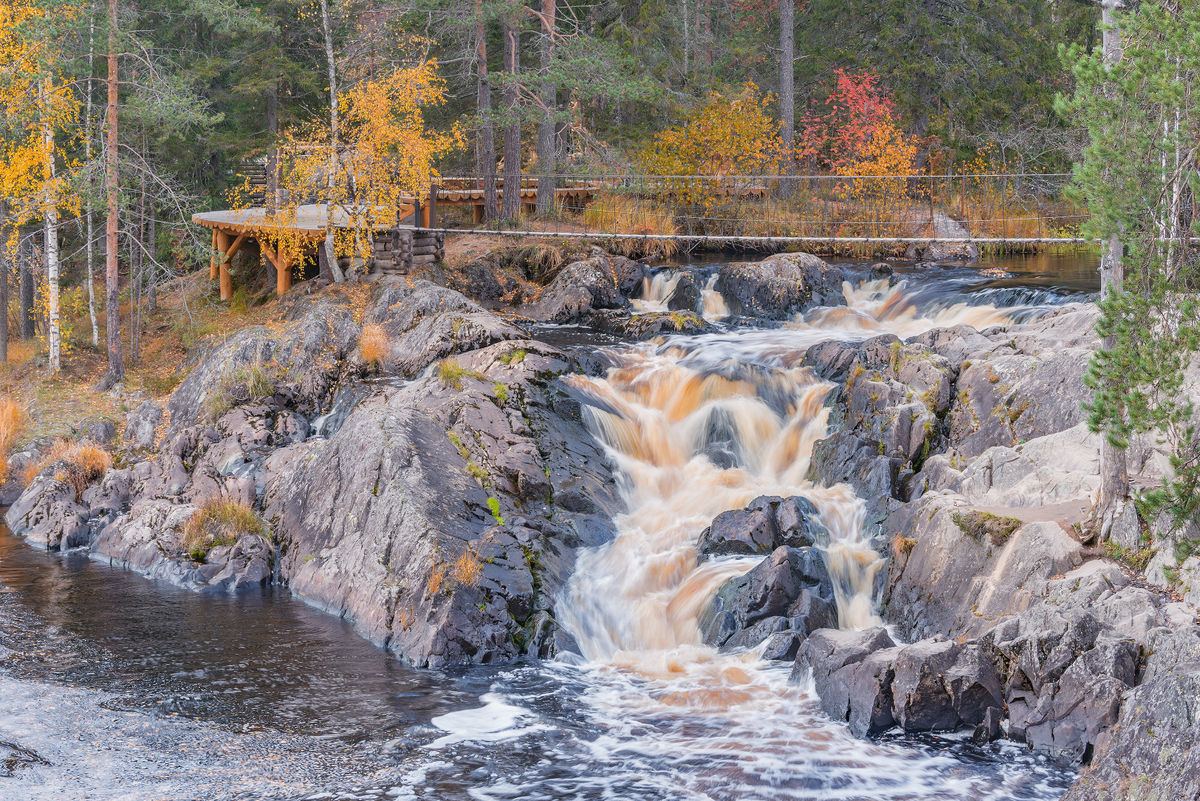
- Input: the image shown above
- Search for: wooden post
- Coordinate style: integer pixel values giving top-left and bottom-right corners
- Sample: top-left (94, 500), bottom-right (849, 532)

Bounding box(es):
top-left (429, 184), bottom-right (438, 228)
top-left (209, 227), bottom-right (218, 278)
top-left (216, 229), bottom-right (232, 300)
top-left (276, 246), bottom-right (292, 295)
top-left (473, 204), bottom-right (484, 224)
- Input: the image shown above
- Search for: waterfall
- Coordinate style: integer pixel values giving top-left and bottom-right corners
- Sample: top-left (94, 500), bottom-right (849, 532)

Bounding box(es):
top-left (560, 277), bottom-right (1030, 664)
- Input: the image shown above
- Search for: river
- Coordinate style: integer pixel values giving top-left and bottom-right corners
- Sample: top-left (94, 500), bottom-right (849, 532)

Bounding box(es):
top-left (0, 252), bottom-right (1097, 801)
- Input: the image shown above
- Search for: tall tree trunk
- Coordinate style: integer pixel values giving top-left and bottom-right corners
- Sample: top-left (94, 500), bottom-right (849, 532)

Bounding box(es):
top-left (40, 80), bottom-right (61, 374)
top-left (131, 130), bottom-right (146, 364)
top-left (535, 0), bottom-right (556, 215)
top-left (475, 0), bottom-right (498, 222)
top-left (500, 16), bottom-right (522, 221)
top-left (85, 6), bottom-right (99, 346)
top-left (103, 0), bottom-right (123, 385)
top-left (266, 80), bottom-right (279, 214)
top-left (779, 0), bottom-right (794, 174)
top-left (1098, 0), bottom-right (1128, 523)
top-left (19, 237), bottom-right (34, 340)
top-left (319, 0), bottom-right (345, 283)
top-left (0, 203), bottom-right (8, 365)
top-left (147, 206), bottom-right (156, 312)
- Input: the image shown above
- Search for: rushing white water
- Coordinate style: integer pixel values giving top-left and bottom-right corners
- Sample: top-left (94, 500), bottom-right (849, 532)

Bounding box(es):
top-left (544, 276), bottom-right (1063, 800)
top-left (630, 270), bottom-right (687, 314)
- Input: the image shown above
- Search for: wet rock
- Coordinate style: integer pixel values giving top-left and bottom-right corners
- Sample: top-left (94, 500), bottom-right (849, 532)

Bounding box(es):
top-left (972, 706), bottom-right (1004, 745)
top-left (195, 534), bottom-right (273, 593)
top-left (700, 546), bottom-right (838, 656)
top-left (0, 739), bottom-right (47, 777)
top-left (890, 639), bottom-right (1002, 731)
top-left (123, 401), bottom-right (163, 450)
top-left (584, 308), bottom-right (712, 339)
top-left (666, 271), bottom-right (702, 312)
top-left (259, 338), bottom-right (618, 667)
top-left (792, 627), bottom-right (898, 736)
top-left (697, 495), bottom-right (828, 556)
top-left (5, 474), bottom-right (91, 550)
top-left (718, 252), bottom-right (845, 319)
top-left (522, 249), bottom-right (646, 323)
top-left (365, 280), bottom-right (526, 376)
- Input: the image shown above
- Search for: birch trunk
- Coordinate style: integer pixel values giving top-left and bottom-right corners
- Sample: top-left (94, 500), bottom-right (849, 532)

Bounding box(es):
top-left (779, 0), bottom-right (794, 194)
top-left (104, 0), bottom-right (123, 384)
top-left (319, 0), bottom-right (345, 283)
top-left (40, 80), bottom-right (61, 374)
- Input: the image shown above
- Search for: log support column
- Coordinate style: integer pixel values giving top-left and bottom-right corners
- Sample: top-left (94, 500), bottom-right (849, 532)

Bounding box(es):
top-left (261, 241), bottom-right (293, 295)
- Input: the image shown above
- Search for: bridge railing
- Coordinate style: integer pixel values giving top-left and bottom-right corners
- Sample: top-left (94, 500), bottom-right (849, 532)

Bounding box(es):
top-left (427, 172), bottom-right (1086, 254)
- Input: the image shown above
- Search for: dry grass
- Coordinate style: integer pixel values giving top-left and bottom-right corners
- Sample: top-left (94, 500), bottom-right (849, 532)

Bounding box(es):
top-left (426, 560), bottom-right (447, 596)
top-left (584, 193), bottom-right (680, 259)
top-left (181, 497), bottom-right (267, 561)
top-left (0, 397), bottom-right (28, 484)
top-left (359, 322), bottom-right (388, 368)
top-left (30, 438), bottom-right (113, 498)
top-left (4, 340), bottom-right (39, 368)
top-left (451, 547), bottom-right (483, 587)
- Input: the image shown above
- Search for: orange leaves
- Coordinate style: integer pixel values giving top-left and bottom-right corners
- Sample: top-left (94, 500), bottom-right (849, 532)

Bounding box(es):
top-left (640, 83), bottom-right (784, 180)
top-left (247, 59), bottom-right (460, 266)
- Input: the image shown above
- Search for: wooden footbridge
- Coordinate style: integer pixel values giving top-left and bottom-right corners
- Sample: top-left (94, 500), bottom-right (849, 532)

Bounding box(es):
top-left (195, 172), bottom-right (1087, 300)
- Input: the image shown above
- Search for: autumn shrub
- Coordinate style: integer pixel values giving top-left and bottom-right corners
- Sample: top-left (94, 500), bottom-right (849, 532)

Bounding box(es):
top-left (181, 497), bottom-right (267, 562)
top-left (359, 322), bottom-right (388, 368)
top-left (0, 397), bottom-right (27, 483)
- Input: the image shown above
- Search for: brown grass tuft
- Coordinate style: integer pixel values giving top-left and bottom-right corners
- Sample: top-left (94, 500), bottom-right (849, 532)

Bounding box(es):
top-left (426, 560), bottom-right (447, 597)
top-left (0, 397), bottom-right (27, 484)
top-left (452, 547), bottom-right (483, 587)
top-left (359, 322), bottom-right (389, 368)
top-left (181, 497), bottom-right (267, 562)
top-left (584, 193), bottom-right (679, 259)
top-left (30, 439), bottom-right (113, 498)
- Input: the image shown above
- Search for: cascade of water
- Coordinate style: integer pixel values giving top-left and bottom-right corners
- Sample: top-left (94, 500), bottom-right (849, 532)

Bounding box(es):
top-left (560, 276), bottom-right (1032, 666)
top-left (701, 274), bottom-right (729, 322)
top-left (630, 270), bottom-right (686, 314)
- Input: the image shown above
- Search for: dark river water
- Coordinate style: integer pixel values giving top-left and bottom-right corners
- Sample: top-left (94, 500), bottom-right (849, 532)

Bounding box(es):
top-left (0, 252), bottom-right (1097, 801)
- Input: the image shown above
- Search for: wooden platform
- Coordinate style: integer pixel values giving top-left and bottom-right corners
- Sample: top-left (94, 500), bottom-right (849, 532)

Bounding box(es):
top-left (192, 203), bottom-right (418, 298)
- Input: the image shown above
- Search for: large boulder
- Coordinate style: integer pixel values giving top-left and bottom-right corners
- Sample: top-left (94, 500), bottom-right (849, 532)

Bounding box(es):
top-left (698, 546), bottom-right (838, 659)
top-left (792, 627), bottom-right (898, 736)
top-left (717, 252), bottom-right (845, 319)
top-left (165, 300), bottom-right (360, 436)
top-left (261, 339), bottom-right (619, 667)
top-left (697, 495), bottom-right (828, 556)
top-left (363, 280), bottom-right (526, 376)
top-left (5, 473), bottom-right (90, 549)
top-left (521, 249), bottom-right (646, 323)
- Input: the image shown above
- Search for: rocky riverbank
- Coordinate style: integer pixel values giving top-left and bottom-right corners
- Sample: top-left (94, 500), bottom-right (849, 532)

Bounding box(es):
top-left (5, 246), bottom-right (1198, 798)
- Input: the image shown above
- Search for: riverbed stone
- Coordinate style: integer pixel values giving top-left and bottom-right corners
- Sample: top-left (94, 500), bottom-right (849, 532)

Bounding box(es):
top-left (718, 252), bottom-right (845, 319)
top-left (699, 546), bottom-right (838, 654)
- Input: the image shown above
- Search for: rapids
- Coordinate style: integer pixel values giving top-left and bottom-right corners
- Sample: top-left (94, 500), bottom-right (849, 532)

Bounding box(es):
top-left (0, 257), bottom-right (1096, 800)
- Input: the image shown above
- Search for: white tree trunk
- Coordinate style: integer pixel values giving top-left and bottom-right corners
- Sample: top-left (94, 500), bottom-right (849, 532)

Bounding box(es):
top-left (40, 80), bottom-right (60, 373)
top-left (320, 0), bottom-right (344, 283)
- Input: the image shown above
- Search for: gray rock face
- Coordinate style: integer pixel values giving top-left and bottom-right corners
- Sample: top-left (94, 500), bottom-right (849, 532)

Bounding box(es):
top-left (699, 546), bottom-right (838, 658)
top-left (718, 252), bottom-right (845, 319)
top-left (364, 280), bottom-right (527, 376)
top-left (123, 401), bottom-right (163, 450)
top-left (793, 628), bottom-right (1001, 737)
top-left (697, 495), bottom-right (828, 556)
top-left (165, 300), bottom-right (361, 437)
top-left (583, 308), bottom-right (712, 340)
top-left (5, 474), bottom-right (90, 549)
top-left (522, 249), bottom-right (646, 323)
top-left (261, 338), bottom-right (619, 667)
top-left (792, 627), bottom-right (898, 736)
